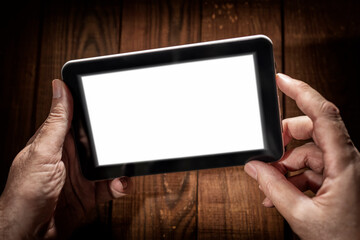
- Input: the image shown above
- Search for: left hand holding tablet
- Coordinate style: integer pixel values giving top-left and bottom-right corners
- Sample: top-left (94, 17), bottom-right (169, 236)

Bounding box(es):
top-left (0, 80), bottom-right (132, 239)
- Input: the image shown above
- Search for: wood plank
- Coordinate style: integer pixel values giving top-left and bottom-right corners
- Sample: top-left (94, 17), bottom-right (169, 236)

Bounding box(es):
top-left (35, 0), bottom-right (121, 127)
top-left (111, 1), bottom-right (201, 239)
top-left (283, 0), bottom-right (360, 238)
top-left (0, 1), bottom-right (41, 193)
top-left (198, 1), bottom-right (284, 239)
top-left (284, 0), bottom-right (360, 147)
top-left (34, 0), bottom-right (121, 237)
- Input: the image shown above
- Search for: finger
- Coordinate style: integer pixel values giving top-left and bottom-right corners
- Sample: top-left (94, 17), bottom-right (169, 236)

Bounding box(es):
top-left (260, 169), bottom-right (323, 208)
top-left (96, 177), bottom-right (132, 203)
top-left (245, 161), bottom-right (310, 220)
top-left (26, 122), bottom-right (45, 146)
top-left (287, 170), bottom-right (323, 193)
top-left (276, 73), bottom-right (339, 122)
top-left (32, 80), bottom-right (73, 158)
top-left (277, 73), bottom-right (354, 173)
top-left (273, 142), bottom-right (324, 174)
top-left (282, 116), bottom-right (313, 146)
top-left (262, 197), bottom-right (274, 208)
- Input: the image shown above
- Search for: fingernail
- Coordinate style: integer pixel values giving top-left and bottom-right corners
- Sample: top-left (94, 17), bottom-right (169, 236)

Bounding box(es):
top-left (119, 177), bottom-right (128, 190)
top-left (277, 73), bottom-right (292, 82)
top-left (52, 80), bottom-right (62, 99)
top-left (244, 163), bottom-right (257, 180)
top-left (258, 184), bottom-right (263, 191)
top-left (262, 198), bottom-right (274, 208)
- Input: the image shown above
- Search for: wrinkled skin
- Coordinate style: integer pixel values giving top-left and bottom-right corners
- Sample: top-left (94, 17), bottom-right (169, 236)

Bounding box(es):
top-left (245, 74), bottom-right (360, 240)
top-left (0, 80), bottom-right (132, 239)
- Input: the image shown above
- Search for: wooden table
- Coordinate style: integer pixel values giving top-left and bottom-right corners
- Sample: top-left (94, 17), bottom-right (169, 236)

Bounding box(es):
top-left (1, 0), bottom-right (359, 239)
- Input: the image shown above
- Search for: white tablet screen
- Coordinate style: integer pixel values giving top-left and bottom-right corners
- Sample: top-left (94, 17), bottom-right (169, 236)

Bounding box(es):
top-left (81, 54), bottom-right (264, 166)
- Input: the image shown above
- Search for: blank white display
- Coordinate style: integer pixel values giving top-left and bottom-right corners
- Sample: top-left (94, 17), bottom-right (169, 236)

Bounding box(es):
top-left (81, 54), bottom-right (264, 166)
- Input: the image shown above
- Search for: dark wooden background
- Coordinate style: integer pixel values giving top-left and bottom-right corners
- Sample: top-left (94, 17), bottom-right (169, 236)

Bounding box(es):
top-left (1, 0), bottom-right (359, 239)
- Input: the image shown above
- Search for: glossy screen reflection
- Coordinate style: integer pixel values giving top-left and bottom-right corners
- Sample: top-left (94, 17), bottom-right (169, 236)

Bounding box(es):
top-left (81, 54), bottom-right (264, 166)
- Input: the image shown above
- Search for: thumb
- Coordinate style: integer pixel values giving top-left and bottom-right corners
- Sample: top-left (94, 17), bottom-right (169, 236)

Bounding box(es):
top-left (32, 80), bottom-right (73, 157)
top-left (244, 161), bottom-right (310, 220)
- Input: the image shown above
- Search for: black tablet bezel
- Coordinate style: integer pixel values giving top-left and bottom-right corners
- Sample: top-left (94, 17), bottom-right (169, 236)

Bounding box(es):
top-left (62, 35), bottom-right (283, 180)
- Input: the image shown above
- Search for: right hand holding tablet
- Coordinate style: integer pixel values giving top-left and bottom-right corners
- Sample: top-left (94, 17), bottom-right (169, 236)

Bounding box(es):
top-left (245, 73), bottom-right (360, 239)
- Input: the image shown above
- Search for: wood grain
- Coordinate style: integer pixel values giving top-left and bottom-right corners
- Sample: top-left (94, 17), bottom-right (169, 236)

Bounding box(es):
top-left (0, 1), bottom-right (41, 193)
top-left (284, 0), bottom-right (360, 148)
top-left (34, 0), bottom-right (121, 237)
top-left (283, 0), bottom-right (360, 238)
top-left (198, 0), bottom-right (284, 239)
top-left (111, 1), bottom-right (201, 239)
top-left (35, 0), bottom-right (121, 127)
top-left (2, 1), bottom-right (359, 239)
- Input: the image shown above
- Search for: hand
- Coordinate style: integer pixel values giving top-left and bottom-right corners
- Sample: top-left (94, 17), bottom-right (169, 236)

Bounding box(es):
top-left (0, 80), bottom-right (132, 239)
top-left (245, 73), bottom-right (360, 239)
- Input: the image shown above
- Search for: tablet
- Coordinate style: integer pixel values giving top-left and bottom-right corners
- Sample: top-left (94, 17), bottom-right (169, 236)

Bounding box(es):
top-left (62, 35), bottom-right (283, 180)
